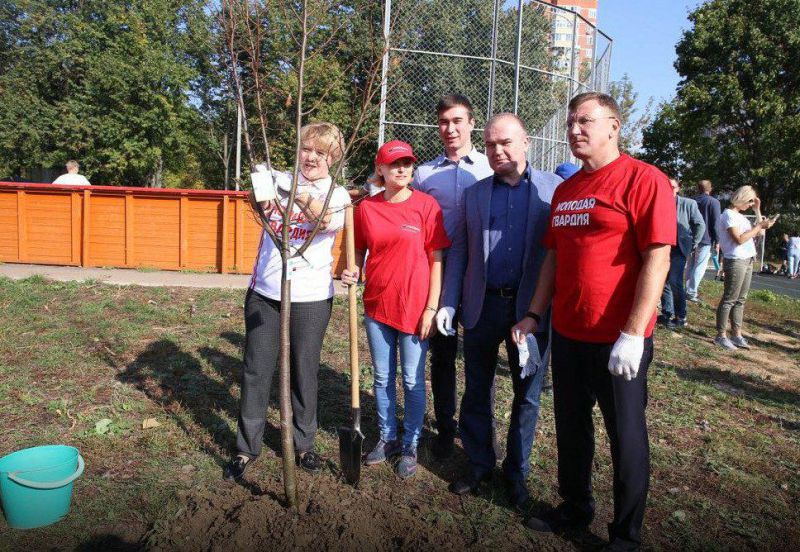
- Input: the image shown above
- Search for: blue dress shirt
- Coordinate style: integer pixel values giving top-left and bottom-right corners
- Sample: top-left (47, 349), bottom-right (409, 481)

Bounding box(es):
top-left (413, 149), bottom-right (494, 253)
top-left (486, 173), bottom-right (530, 289)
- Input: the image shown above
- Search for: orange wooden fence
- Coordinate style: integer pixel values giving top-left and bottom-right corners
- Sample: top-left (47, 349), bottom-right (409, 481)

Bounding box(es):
top-left (0, 182), bottom-right (347, 276)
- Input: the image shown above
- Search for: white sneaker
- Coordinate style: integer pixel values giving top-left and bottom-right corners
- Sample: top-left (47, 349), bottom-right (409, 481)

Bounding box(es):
top-left (714, 336), bottom-right (737, 350)
top-left (730, 336), bottom-right (751, 349)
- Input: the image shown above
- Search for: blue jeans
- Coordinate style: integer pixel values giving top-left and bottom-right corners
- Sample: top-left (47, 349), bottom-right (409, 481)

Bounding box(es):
top-left (661, 248), bottom-right (688, 320)
top-left (364, 315), bottom-right (428, 448)
top-left (460, 295), bottom-right (548, 481)
top-left (686, 244), bottom-right (712, 298)
top-left (789, 253), bottom-right (800, 277)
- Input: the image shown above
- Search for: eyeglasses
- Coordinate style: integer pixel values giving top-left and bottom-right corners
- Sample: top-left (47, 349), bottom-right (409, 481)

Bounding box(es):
top-left (565, 115), bottom-right (618, 129)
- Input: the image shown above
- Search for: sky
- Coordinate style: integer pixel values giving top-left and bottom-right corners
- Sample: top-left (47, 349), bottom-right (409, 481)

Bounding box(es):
top-left (598, 0), bottom-right (707, 115)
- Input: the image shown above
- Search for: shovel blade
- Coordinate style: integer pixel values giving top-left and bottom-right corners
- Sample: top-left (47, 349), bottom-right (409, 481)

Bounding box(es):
top-left (338, 426), bottom-right (363, 485)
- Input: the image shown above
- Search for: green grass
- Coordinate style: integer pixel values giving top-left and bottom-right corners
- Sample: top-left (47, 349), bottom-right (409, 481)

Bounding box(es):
top-left (0, 276), bottom-right (797, 550)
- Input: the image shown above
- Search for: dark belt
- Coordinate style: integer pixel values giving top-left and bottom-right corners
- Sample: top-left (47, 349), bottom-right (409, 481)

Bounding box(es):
top-left (485, 287), bottom-right (517, 298)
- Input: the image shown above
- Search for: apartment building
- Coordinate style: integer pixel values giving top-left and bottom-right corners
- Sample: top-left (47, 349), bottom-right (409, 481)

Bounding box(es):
top-left (542, 0), bottom-right (599, 76)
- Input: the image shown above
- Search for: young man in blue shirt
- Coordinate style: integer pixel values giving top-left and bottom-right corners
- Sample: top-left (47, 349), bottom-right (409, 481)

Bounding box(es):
top-left (413, 95), bottom-right (493, 459)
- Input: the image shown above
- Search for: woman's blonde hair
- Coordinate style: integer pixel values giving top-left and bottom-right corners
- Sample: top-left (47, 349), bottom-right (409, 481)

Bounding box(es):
top-left (300, 122), bottom-right (345, 164)
top-left (730, 185), bottom-right (757, 209)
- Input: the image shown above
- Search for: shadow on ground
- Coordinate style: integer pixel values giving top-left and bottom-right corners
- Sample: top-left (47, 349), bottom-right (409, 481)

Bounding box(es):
top-left (674, 365), bottom-right (799, 407)
top-left (75, 534), bottom-right (143, 551)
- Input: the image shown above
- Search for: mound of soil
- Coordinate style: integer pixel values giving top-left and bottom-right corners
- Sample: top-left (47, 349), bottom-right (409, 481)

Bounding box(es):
top-left (148, 474), bottom-right (473, 551)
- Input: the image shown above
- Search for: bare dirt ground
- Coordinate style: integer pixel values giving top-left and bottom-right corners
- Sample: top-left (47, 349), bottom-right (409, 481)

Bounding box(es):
top-left (1, 278), bottom-right (797, 551)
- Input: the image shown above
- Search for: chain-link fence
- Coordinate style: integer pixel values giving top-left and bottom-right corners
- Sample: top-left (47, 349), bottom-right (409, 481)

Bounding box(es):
top-left (378, 0), bottom-right (613, 172)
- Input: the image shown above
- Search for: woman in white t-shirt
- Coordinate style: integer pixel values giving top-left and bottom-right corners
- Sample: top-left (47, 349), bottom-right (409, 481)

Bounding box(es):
top-left (714, 185), bottom-right (776, 350)
top-left (224, 122), bottom-right (351, 481)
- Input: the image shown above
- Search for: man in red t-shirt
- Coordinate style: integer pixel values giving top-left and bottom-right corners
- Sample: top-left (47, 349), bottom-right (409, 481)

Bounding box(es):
top-left (514, 92), bottom-right (675, 551)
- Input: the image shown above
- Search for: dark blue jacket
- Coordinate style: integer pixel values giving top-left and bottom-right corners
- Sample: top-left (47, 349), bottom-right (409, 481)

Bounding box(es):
top-left (442, 166), bottom-right (561, 330)
top-left (693, 193), bottom-right (721, 246)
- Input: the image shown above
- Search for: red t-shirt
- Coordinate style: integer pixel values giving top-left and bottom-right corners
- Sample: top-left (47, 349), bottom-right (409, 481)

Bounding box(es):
top-left (542, 154), bottom-right (676, 343)
top-left (355, 190), bottom-right (451, 334)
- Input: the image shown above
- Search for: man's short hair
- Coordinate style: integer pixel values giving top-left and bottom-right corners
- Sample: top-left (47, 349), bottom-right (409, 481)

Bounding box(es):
top-left (568, 91), bottom-right (621, 121)
top-left (485, 112), bottom-right (528, 135)
top-left (698, 179), bottom-right (712, 193)
top-left (66, 160), bottom-right (79, 171)
top-left (436, 94), bottom-right (474, 120)
top-left (299, 122), bottom-right (345, 164)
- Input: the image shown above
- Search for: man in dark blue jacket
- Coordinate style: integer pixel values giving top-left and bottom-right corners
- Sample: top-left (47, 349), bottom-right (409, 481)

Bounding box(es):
top-left (686, 179), bottom-right (721, 301)
top-left (437, 113), bottom-right (561, 508)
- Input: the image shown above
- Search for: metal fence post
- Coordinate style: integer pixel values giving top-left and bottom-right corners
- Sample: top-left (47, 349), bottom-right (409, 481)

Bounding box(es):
top-left (377, 0), bottom-right (392, 146)
top-left (570, 11), bottom-right (578, 91)
top-left (512, 0), bottom-right (524, 115)
top-left (487, 0), bottom-right (501, 121)
top-left (590, 22), bottom-right (599, 90)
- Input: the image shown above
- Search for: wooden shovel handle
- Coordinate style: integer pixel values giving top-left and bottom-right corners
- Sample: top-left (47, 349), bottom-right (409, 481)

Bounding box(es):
top-left (345, 205), bottom-right (359, 409)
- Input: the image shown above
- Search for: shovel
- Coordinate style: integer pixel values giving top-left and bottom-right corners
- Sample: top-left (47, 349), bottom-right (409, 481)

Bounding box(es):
top-left (338, 204), bottom-right (363, 485)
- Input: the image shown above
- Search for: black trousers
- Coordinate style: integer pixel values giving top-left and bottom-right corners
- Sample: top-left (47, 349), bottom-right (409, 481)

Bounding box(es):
top-left (429, 310), bottom-right (459, 435)
top-left (551, 329), bottom-right (653, 547)
top-left (236, 289), bottom-right (332, 458)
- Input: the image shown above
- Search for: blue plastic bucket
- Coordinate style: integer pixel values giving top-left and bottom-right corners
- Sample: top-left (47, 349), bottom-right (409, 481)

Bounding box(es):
top-left (0, 445), bottom-right (84, 529)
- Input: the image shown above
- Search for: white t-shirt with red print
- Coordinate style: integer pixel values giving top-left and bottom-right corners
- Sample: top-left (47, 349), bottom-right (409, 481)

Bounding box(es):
top-left (250, 173), bottom-right (351, 302)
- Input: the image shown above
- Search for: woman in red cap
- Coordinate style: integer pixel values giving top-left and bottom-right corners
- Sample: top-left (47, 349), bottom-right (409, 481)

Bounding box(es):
top-left (342, 140), bottom-right (450, 479)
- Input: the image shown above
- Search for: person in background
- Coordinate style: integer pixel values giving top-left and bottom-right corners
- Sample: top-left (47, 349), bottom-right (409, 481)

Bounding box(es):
top-left (412, 94), bottom-right (493, 459)
top-left (554, 162), bottom-right (580, 181)
top-left (778, 234), bottom-right (790, 276)
top-left (713, 247), bottom-right (724, 280)
top-left (686, 179), bottom-right (721, 301)
top-left (52, 160), bottom-right (90, 185)
top-left (658, 178), bottom-right (705, 329)
top-left (342, 140), bottom-right (450, 479)
top-left (788, 231), bottom-right (800, 279)
top-left (714, 186), bottom-right (776, 350)
top-left (224, 122), bottom-right (351, 481)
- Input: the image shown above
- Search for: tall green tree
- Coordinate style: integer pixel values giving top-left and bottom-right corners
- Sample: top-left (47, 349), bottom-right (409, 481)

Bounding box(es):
top-left (217, 0), bottom-right (385, 183)
top-left (639, 101), bottom-right (687, 179)
top-left (640, 0), bottom-right (800, 210)
top-left (0, 0), bottom-right (214, 186)
top-left (609, 73), bottom-right (652, 154)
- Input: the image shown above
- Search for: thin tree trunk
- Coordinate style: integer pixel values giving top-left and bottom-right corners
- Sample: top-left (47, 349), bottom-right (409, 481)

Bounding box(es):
top-left (278, 250), bottom-right (296, 508)
top-left (278, 0), bottom-right (309, 512)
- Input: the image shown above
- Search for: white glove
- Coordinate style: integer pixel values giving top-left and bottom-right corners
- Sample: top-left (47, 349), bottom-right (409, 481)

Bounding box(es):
top-left (608, 332), bottom-right (644, 381)
top-left (251, 168), bottom-right (276, 202)
top-left (518, 333), bottom-right (542, 379)
top-left (436, 307), bottom-right (455, 336)
top-left (516, 331), bottom-right (530, 367)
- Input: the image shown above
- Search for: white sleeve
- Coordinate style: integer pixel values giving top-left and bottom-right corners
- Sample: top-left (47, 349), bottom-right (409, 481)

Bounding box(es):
top-left (324, 187), bottom-right (351, 232)
top-left (722, 210), bottom-right (736, 229)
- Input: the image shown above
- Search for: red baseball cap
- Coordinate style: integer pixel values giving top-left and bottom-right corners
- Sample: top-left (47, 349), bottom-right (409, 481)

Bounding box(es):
top-left (375, 140), bottom-right (417, 165)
